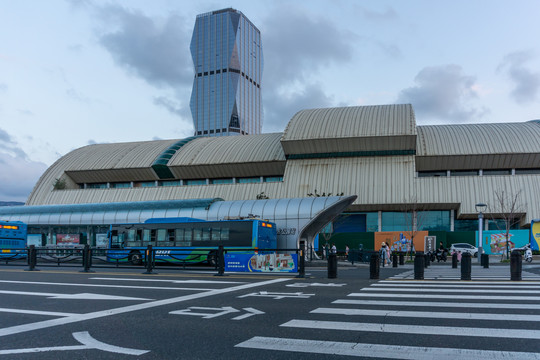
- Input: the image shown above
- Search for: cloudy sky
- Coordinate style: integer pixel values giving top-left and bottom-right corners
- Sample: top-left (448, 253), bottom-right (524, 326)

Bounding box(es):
top-left (1, 0), bottom-right (539, 202)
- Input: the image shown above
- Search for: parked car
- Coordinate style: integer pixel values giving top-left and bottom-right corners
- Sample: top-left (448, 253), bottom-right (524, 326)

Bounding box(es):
top-left (450, 243), bottom-right (478, 257)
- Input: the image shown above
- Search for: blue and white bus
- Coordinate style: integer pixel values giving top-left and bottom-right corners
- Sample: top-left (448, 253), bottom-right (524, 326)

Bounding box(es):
top-left (107, 217), bottom-right (277, 265)
top-left (0, 220), bottom-right (27, 258)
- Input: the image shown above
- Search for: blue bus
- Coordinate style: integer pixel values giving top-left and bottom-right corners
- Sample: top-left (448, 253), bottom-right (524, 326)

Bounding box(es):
top-left (108, 217), bottom-right (277, 265)
top-left (0, 220), bottom-right (27, 258)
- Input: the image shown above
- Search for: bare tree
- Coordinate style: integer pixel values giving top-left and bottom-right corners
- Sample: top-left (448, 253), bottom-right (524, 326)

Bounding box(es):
top-left (488, 189), bottom-right (524, 260)
top-left (401, 196), bottom-right (428, 260)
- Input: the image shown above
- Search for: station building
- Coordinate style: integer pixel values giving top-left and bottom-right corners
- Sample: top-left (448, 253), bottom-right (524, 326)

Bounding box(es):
top-left (1, 104), bottom-right (539, 252)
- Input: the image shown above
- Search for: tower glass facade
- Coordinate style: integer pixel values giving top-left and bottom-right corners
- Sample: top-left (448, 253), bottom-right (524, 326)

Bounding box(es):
top-left (190, 8), bottom-right (263, 136)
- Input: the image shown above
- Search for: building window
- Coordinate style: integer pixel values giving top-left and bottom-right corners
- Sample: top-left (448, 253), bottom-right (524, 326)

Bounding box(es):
top-left (86, 183), bottom-right (107, 189)
top-left (139, 181), bottom-right (156, 188)
top-left (161, 181), bottom-right (181, 187)
top-left (417, 211), bottom-right (451, 231)
top-left (418, 171), bottom-right (447, 178)
top-left (111, 182), bottom-right (131, 189)
top-left (210, 178), bottom-right (233, 184)
top-left (185, 179), bottom-right (206, 186)
top-left (263, 176), bottom-right (283, 183)
top-left (454, 219), bottom-right (480, 231)
top-left (482, 169), bottom-right (511, 176)
top-left (237, 177), bottom-right (261, 184)
top-left (515, 168), bottom-right (540, 175)
top-left (450, 170), bottom-right (478, 176)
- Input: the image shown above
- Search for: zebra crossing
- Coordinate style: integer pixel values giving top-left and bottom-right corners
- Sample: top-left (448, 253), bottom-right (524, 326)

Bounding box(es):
top-left (391, 265), bottom-right (540, 280)
top-left (236, 276), bottom-right (540, 359)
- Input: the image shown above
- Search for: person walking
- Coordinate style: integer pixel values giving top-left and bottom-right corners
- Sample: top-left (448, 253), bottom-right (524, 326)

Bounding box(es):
top-left (380, 242), bottom-right (387, 267)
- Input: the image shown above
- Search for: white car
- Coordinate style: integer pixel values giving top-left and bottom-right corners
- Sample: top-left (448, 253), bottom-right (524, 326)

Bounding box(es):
top-left (450, 243), bottom-right (478, 257)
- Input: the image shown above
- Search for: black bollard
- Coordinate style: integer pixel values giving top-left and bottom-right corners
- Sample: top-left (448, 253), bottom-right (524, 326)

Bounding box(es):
top-left (461, 252), bottom-right (471, 280)
top-left (25, 245), bottom-right (39, 271)
top-left (80, 244), bottom-right (94, 273)
top-left (328, 253), bottom-right (337, 279)
top-left (143, 245), bottom-right (157, 274)
top-left (510, 250), bottom-right (522, 281)
top-left (399, 252), bottom-right (404, 265)
top-left (414, 254), bottom-right (424, 280)
top-left (370, 253), bottom-right (379, 279)
top-left (392, 253), bottom-right (398, 268)
top-left (482, 253), bottom-right (489, 269)
top-left (296, 248), bottom-right (305, 278)
top-left (452, 252), bottom-right (458, 268)
top-left (215, 245), bottom-right (226, 276)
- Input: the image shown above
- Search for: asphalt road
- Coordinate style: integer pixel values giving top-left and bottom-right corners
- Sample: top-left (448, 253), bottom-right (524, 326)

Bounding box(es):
top-left (1, 262), bottom-right (540, 359)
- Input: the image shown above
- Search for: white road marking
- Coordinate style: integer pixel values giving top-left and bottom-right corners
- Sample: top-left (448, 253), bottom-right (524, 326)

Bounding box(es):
top-left (0, 308), bottom-right (76, 317)
top-left (235, 336), bottom-right (540, 359)
top-left (281, 319), bottom-right (540, 339)
top-left (232, 307), bottom-right (264, 320)
top-left (0, 279), bottom-right (214, 291)
top-left (170, 306), bottom-right (239, 319)
top-left (333, 299), bottom-right (540, 309)
top-left (0, 278), bottom-right (290, 338)
top-left (0, 331), bottom-right (148, 356)
top-left (90, 277), bottom-right (244, 284)
top-left (373, 283), bottom-right (540, 289)
top-left (382, 280), bottom-right (540, 284)
top-left (349, 292), bottom-right (540, 301)
top-left (238, 291), bottom-right (315, 299)
top-left (362, 287), bottom-right (540, 294)
top-left (286, 282), bottom-right (346, 288)
top-left (310, 307), bottom-right (540, 321)
top-left (0, 290), bottom-right (150, 301)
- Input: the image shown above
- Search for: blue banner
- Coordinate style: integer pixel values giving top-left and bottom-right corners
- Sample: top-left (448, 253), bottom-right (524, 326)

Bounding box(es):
top-left (225, 253), bottom-right (298, 273)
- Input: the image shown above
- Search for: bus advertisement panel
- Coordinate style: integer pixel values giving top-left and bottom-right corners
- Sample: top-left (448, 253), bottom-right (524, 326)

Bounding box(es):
top-left (225, 253), bottom-right (297, 273)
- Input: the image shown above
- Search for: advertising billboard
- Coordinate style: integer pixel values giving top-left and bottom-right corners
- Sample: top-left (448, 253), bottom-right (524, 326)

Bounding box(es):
top-left (480, 230), bottom-right (529, 255)
top-left (374, 231), bottom-right (429, 252)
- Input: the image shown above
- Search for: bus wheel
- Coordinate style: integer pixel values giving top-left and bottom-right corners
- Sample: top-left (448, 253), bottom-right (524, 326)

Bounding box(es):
top-left (128, 251), bottom-right (142, 265)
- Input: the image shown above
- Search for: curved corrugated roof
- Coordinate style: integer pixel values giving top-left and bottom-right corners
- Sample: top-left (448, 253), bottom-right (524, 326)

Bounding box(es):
top-left (280, 104), bottom-right (416, 155)
top-left (416, 121), bottom-right (540, 171)
top-left (417, 121), bottom-right (540, 156)
top-left (170, 133), bottom-right (284, 165)
top-left (167, 133), bottom-right (286, 179)
top-left (282, 104), bottom-right (416, 141)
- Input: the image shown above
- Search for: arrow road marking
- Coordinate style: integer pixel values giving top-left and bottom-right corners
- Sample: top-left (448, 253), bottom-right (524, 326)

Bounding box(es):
top-left (170, 306), bottom-right (265, 320)
top-left (286, 282), bottom-right (346, 288)
top-left (0, 290), bottom-right (150, 301)
top-left (232, 307), bottom-right (265, 320)
top-left (0, 331), bottom-right (149, 356)
top-left (238, 291), bottom-right (315, 299)
top-left (170, 306), bottom-right (239, 319)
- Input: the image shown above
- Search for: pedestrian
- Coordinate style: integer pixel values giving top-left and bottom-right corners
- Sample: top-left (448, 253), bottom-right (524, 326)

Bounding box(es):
top-left (386, 243), bottom-right (391, 265)
top-left (380, 242), bottom-right (387, 267)
top-left (457, 250), bottom-right (462, 262)
top-left (345, 245), bottom-right (349, 256)
top-left (331, 243), bottom-right (337, 254)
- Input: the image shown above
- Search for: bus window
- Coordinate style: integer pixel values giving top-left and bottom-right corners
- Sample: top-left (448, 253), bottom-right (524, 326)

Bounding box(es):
top-left (167, 229), bottom-right (175, 245)
top-left (221, 228), bottom-right (229, 241)
top-left (193, 228), bottom-right (202, 242)
top-left (126, 229), bottom-right (138, 247)
top-left (211, 228), bottom-right (221, 241)
top-left (150, 229), bottom-right (157, 242)
top-left (142, 229), bottom-right (151, 243)
top-left (184, 228), bottom-right (192, 245)
top-left (111, 230), bottom-right (121, 248)
top-left (202, 228), bottom-right (211, 242)
top-left (157, 229), bottom-right (167, 243)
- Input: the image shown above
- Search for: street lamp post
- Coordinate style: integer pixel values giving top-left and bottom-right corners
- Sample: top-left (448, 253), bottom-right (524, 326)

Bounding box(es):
top-left (476, 203), bottom-right (487, 264)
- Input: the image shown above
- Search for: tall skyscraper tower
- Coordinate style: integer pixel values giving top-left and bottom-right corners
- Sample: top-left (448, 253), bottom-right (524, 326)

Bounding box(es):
top-left (190, 8), bottom-right (263, 136)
